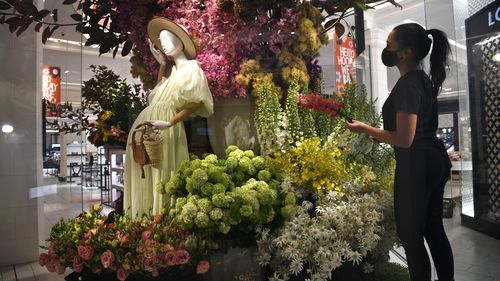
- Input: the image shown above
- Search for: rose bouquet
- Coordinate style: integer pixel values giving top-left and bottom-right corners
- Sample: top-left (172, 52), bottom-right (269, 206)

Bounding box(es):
top-left (38, 204), bottom-right (209, 280)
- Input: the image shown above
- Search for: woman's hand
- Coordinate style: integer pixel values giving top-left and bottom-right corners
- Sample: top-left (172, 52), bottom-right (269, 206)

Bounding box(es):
top-left (135, 120), bottom-right (172, 131)
top-left (148, 39), bottom-right (166, 66)
top-left (345, 119), bottom-right (369, 134)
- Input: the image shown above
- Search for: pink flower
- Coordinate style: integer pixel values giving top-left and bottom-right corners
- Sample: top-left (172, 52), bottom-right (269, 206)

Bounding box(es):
top-left (73, 256), bottom-right (84, 273)
top-left (55, 262), bottom-right (66, 275)
top-left (196, 260), bottom-right (210, 274)
top-left (96, 219), bottom-right (104, 227)
top-left (145, 239), bottom-right (157, 249)
top-left (77, 245), bottom-right (94, 261)
top-left (116, 268), bottom-right (129, 281)
top-left (107, 223), bottom-right (116, 229)
top-left (38, 253), bottom-right (50, 266)
top-left (164, 251), bottom-right (176, 266)
top-left (121, 234), bottom-right (131, 245)
top-left (100, 250), bottom-right (115, 269)
top-left (175, 250), bottom-right (190, 265)
top-left (46, 259), bottom-right (57, 273)
top-left (84, 231), bottom-right (92, 239)
top-left (141, 230), bottom-right (151, 240)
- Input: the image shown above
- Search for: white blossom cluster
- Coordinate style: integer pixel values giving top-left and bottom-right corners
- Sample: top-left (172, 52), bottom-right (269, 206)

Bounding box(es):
top-left (256, 191), bottom-right (386, 281)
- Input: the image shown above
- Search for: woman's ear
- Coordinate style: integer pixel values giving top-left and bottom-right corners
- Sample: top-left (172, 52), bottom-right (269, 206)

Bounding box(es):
top-left (401, 47), bottom-right (414, 61)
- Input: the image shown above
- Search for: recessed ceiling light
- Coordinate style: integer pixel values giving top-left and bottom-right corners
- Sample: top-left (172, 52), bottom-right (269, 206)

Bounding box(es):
top-left (2, 124), bottom-right (14, 133)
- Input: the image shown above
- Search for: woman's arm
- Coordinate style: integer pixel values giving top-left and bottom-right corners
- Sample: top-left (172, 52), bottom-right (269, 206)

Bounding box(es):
top-left (346, 112), bottom-right (417, 148)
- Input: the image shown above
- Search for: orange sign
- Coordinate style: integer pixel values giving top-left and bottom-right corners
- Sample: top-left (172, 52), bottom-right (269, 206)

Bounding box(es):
top-left (42, 66), bottom-right (61, 117)
top-left (335, 34), bottom-right (356, 95)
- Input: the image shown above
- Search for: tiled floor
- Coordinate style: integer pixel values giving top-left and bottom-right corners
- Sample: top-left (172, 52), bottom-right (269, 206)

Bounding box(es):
top-left (1, 177), bottom-right (499, 281)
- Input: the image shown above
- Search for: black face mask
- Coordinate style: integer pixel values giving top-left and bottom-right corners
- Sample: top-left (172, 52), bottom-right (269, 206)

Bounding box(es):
top-left (381, 48), bottom-right (402, 67)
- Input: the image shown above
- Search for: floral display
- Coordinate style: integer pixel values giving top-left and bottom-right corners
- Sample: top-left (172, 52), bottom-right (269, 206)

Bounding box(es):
top-left (156, 146), bottom-right (295, 254)
top-left (38, 204), bottom-right (208, 280)
top-left (256, 190), bottom-right (392, 281)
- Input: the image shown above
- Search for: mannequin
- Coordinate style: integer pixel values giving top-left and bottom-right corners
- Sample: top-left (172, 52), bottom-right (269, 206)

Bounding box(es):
top-left (124, 18), bottom-right (214, 217)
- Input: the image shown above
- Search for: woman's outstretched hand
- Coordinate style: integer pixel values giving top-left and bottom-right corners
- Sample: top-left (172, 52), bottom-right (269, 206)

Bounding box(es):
top-left (345, 119), bottom-right (368, 134)
top-left (148, 39), bottom-right (166, 66)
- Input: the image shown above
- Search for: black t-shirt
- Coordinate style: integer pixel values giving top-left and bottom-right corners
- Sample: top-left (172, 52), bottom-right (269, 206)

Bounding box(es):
top-left (382, 70), bottom-right (439, 148)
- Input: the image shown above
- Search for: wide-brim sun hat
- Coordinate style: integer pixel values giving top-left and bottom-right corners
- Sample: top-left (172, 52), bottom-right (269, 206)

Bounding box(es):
top-left (147, 17), bottom-right (197, 60)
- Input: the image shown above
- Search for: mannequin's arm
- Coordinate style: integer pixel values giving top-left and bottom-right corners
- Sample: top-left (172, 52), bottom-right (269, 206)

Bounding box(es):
top-left (139, 102), bottom-right (203, 130)
top-left (157, 64), bottom-right (166, 85)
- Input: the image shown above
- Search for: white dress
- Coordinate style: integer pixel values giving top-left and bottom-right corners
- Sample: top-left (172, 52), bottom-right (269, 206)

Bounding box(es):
top-left (124, 60), bottom-right (214, 217)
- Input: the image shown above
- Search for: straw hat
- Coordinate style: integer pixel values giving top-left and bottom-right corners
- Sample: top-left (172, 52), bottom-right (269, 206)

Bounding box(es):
top-left (147, 17), bottom-right (196, 60)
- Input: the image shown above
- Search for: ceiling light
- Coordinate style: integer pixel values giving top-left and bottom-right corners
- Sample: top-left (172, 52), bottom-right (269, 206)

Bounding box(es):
top-left (493, 53), bottom-right (500, 62)
top-left (2, 124), bottom-right (14, 133)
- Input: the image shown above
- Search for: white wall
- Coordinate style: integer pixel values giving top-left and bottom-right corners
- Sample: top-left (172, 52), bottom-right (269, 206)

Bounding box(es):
top-left (0, 5), bottom-right (42, 264)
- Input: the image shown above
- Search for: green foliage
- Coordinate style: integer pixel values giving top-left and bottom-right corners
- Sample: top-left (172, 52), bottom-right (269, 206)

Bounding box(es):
top-left (374, 262), bottom-right (410, 281)
top-left (82, 65), bottom-right (147, 146)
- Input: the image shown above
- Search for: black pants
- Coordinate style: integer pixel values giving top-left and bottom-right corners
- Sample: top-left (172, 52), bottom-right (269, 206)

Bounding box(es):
top-left (394, 144), bottom-right (454, 281)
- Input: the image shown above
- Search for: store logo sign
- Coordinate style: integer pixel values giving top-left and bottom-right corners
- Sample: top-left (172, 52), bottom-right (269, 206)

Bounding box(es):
top-left (487, 6), bottom-right (500, 27)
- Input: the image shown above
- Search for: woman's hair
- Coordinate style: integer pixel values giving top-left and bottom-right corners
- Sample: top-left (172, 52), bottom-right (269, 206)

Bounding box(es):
top-left (393, 23), bottom-right (451, 96)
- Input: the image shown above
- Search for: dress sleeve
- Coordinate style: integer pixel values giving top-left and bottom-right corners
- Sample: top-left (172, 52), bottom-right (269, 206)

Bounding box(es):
top-left (175, 63), bottom-right (214, 118)
top-left (394, 77), bottom-right (422, 114)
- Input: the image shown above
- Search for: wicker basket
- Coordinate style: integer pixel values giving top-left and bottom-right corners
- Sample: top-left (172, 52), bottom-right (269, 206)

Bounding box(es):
top-left (143, 138), bottom-right (163, 165)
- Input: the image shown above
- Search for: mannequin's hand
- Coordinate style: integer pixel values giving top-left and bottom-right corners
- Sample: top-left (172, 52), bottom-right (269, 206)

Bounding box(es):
top-left (140, 120), bottom-right (172, 130)
top-left (345, 119), bottom-right (368, 134)
top-left (148, 39), bottom-right (166, 65)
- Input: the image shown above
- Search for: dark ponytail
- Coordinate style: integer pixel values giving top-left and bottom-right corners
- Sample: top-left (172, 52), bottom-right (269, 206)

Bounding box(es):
top-left (393, 23), bottom-right (451, 96)
top-left (426, 29), bottom-right (451, 95)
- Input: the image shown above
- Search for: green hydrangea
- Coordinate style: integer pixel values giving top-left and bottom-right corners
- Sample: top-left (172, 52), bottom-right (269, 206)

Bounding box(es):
top-left (240, 205), bottom-right (253, 217)
top-left (208, 166), bottom-right (223, 183)
top-left (182, 202), bottom-right (198, 218)
top-left (212, 183), bottom-right (226, 194)
top-left (201, 183), bottom-right (214, 196)
top-left (187, 195), bottom-right (201, 205)
top-left (155, 180), bottom-right (166, 194)
top-left (182, 167), bottom-right (193, 178)
top-left (204, 154), bottom-right (218, 164)
top-left (233, 170), bottom-right (245, 183)
top-left (217, 222), bottom-right (231, 234)
top-left (225, 145), bottom-right (239, 157)
top-left (194, 212), bottom-right (210, 228)
top-left (244, 150), bottom-right (255, 158)
top-left (185, 178), bottom-right (198, 194)
top-left (180, 215), bottom-right (194, 229)
top-left (192, 168), bottom-right (208, 185)
top-left (284, 192), bottom-right (296, 206)
top-left (252, 156), bottom-right (266, 171)
top-left (228, 149), bottom-right (245, 160)
top-left (226, 157), bottom-right (238, 170)
top-left (219, 174), bottom-right (233, 189)
top-left (210, 208), bottom-right (223, 220)
top-left (175, 197), bottom-right (188, 211)
top-left (238, 156), bottom-right (255, 175)
top-left (212, 193), bottom-right (228, 208)
top-left (257, 170), bottom-right (272, 182)
top-left (190, 159), bottom-right (203, 170)
top-left (179, 160), bottom-right (191, 171)
top-left (197, 198), bottom-right (213, 213)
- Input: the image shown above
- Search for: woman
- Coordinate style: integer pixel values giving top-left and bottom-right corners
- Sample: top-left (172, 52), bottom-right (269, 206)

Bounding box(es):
top-left (346, 23), bottom-right (454, 281)
top-left (124, 17), bottom-right (213, 217)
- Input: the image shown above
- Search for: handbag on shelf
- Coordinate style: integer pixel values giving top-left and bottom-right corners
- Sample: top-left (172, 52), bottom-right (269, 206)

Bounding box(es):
top-left (130, 124), bottom-right (163, 178)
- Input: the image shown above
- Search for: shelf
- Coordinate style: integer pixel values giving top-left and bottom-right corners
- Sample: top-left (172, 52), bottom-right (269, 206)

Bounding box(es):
top-left (67, 154), bottom-right (86, 156)
top-left (111, 167), bottom-right (124, 171)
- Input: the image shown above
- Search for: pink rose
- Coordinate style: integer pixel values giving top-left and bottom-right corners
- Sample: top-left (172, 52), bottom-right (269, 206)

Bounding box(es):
top-left (121, 234), bottom-right (131, 245)
top-left (38, 253), bottom-right (50, 266)
top-left (143, 257), bottom-right (156, 273)
top-left (164, 251), bottom-right (176, 266)
top-left (84, 231), bottom-right (92, 239)
top-left (55, 262), bottom-right (66, 275)
top-left (196, 260), bottom-right (210, 274)
top-left (77, 245), bottom-right (94, 261)
top-left (46, 259), bottom-right (57, 273)
top-left (175, 250), bottom-right (190, 265)
top-left (116, 268), bottom-right (129, 281)
top-left (107, 223), bottom-right (116, 229)
top-left (66, 249), bottom-right (77, 260)
top-left (101, 250), bottom-right (115, 269)
top-left (73, 256), bottom-right (84, 273)
top-left (145, 239), bottom-right (157, 249)
top-left (141, 230), bottom-right (152, 240)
